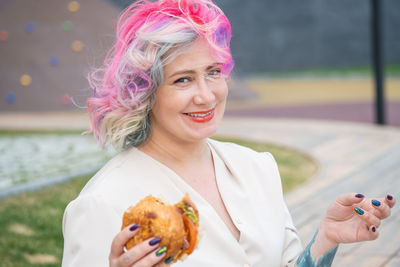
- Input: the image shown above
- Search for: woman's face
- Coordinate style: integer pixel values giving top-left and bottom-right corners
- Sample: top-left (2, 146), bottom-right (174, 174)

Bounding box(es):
top-left (149, 38), bottom-right (228, 144)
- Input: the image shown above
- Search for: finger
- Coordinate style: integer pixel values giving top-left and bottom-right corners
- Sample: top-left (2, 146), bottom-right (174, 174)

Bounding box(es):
top-left (384, 194), bottom-right (396, 208)
top-left (371, 199), bottom-right (391, 219)
top-left (161, 256), bottom-right (174, 266)
top-left (354, 207), bottom-right (381, 228)
top-left (365, 225), bottom-right (379, 241)
top-left (118, 237), bottom-right (162, 266)
top-left (336, 193), bottom-right (365, 206)
top-left (132, 245), bottom-right (167, 267)
top-left (155, 259), bottom-right (172, 267)
top-left (110, 224), bottom-right (139, 259)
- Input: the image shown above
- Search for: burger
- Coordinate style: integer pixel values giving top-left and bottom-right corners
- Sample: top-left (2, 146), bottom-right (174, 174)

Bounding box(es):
top-left (121, 193), bottom-right (199, 263)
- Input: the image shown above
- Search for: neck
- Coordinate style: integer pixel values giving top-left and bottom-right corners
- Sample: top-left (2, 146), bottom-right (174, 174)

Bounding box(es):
top-left (139, 134), bottom-right (210, 167)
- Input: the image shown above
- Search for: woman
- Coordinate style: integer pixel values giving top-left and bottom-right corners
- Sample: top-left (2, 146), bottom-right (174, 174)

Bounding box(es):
top-left (62, 0), bottom-right (395, 266)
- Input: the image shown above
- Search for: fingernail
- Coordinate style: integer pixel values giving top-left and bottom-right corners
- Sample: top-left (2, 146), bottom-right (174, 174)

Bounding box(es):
top-left (372, 199), bottom-right (381, 207)
top-left (354, 207), bottom-right (364, 215)
top-left (149, 237), bottom-right (161, 246)
top-left (387, 194), bottom-right (393, 200)
top-left (156, 246), bottom-right (167, 256)
top-left (129, 224), bottom-right (139, 231)
top-left (355, 193), bottom-right (365, 198)
top-left (372, 226), bottom-right (376, 232)
top-left (165, 257), bottom-right (173, 264)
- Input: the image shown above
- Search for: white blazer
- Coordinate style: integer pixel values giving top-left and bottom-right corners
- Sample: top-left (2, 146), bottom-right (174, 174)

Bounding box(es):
top-left (62, 139), bottom-right (302, 267)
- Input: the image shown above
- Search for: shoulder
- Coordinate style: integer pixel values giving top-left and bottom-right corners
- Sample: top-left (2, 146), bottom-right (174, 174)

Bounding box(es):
top-left (209, 138), bottom-right (282, 192)
top-left (72, 147), bottom-right (150, 211)
top-left (62, 193), bottom-right (120, 266)
top-left (80, 147), bottom-right (141, 194)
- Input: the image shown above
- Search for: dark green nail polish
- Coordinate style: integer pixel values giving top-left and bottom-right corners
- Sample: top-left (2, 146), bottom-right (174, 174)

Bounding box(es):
top-left (355, 207), bottom-right (364, 215)
top-left (165, 257), bottom-right (173, 264)
top-left (156, 246), bottom-right (167, 256)
top-left (372, 199), bottom-right (381, 207)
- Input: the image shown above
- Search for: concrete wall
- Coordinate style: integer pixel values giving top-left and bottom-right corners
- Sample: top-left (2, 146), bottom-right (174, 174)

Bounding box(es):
top-left (113, 0), bottom-right (400, 73)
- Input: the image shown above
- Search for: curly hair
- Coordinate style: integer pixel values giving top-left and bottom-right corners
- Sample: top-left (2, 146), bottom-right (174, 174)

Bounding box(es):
top-left (87, 0), bottom-right (233, 150)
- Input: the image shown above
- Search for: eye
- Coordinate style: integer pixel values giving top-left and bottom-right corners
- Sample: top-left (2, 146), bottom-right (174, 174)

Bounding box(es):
top-left (205, 68), bottom-right (222, 81)
top-left (174, 77), bottom-right (192, 84)
top-left (208, 69), bottom-right (221, 77)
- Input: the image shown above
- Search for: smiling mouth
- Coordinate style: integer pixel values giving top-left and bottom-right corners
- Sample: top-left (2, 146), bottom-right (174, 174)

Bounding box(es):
top-left (183, 108), bottom-right (215, 122)
top-left (184, 109), bottom-right (214, 117)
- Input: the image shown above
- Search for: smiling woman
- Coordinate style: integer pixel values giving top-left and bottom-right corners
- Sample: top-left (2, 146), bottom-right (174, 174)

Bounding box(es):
top-left (63, 1), bottom-right (395, 266)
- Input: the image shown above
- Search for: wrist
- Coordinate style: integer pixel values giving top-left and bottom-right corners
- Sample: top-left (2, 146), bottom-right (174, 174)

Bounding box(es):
top-left (310, 224), bottom-right (339, 259)
top-left (296, 229), bottom-right (339, 267)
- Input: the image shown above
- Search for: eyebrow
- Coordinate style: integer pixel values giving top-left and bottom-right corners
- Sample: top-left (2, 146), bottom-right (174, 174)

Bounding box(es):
top-left (168, 63), bottom-right (223, 79)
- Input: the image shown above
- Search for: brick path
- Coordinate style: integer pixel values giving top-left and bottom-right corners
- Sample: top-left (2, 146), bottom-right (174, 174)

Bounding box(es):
top-left (217, 117), bottom-right (400, 267)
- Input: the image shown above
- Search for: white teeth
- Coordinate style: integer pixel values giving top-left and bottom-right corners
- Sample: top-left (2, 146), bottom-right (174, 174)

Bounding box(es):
top-left (186, 110), bottom-right (213, 117)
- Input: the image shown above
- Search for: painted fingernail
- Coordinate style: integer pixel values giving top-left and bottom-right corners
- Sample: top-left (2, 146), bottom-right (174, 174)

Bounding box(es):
top-left (387, 194), bottom-right (393, 200)
top-left (372, 199), bottom-right (381, 207)
top-left (149, 237), bottom-right (161, 246)
top-left (165, 257), bottom-right (173, 264)
top-left (129, 224), bottom-right (139, 231)
top-left (372, 226), bottom-right (376, 232)
top-left (354, 207), bottom-right (364, 215)
top-left (355, 193), bottom-right (365, 198)
top-left (156, 246), bottom-right (167, 256)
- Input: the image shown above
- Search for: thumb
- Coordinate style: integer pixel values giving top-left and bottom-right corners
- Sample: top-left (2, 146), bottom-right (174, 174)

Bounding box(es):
top-left (335, 193), bottom-right (365, 207)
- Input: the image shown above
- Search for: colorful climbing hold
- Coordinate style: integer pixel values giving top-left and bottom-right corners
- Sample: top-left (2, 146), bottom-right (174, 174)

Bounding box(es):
top-left (71, 40), bottom-right (84, 52)
top-left (68, 1), bottom-right (80, 12)
top-left (62, 20), bottom-right (73, 31)
top-left (0, 31), bottom-right (9, 42)
top-left (49, 56), bottom-right (60, 67)
top-left (6, 92), bottom-right (16, 104)
top-left (25, 22), bottom-right (35, 33)
top-left (20, 74), bottom-right (32, 86)
top-left (62, 94), bottom-right (72, 105)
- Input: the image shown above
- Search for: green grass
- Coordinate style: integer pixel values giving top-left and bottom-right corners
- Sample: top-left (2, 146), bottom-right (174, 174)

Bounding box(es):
top-left (0, 175), bottom-right (92, 267)
top-left (0, 138), bottom-right (316, 266)
top-left (214, 137), bottom-right (317, 193)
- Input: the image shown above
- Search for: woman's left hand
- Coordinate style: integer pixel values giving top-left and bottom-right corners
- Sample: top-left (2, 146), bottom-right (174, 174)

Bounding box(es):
top-left (318, 193), bottom-right (395, 247)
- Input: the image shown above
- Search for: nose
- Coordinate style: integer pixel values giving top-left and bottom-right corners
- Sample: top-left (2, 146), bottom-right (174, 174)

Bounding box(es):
top-left (193, 77), bottom-right (215, 105)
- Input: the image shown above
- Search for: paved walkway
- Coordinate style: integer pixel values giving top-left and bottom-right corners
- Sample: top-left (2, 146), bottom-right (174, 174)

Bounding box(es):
top-left (1, 112), bottom-right (399, 266)
top-left (217, 117), bottom-right (400, 267)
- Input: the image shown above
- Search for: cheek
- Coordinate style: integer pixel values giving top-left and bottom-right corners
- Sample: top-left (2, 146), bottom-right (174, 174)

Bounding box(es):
top-left (153, 91), bottom-right (191, 115)
top-left (216, 81), bottom-right (228, 100)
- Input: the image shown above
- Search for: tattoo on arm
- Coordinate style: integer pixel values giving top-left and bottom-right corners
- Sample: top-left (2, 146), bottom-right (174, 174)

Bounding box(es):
top-left (296, 231), bottom-right (338, 267)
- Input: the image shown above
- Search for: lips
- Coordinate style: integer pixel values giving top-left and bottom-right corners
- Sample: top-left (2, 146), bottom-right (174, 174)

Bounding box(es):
top-left (183, 108), bottom-right (215, 123)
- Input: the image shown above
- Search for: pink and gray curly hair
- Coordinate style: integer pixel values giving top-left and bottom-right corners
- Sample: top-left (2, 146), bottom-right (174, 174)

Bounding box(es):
top-left (87, 0), bottom-right (234, 150)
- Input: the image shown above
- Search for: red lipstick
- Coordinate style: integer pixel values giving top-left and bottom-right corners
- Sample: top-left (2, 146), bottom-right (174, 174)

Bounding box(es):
top-left (184, 108), bottom-right (215, 123)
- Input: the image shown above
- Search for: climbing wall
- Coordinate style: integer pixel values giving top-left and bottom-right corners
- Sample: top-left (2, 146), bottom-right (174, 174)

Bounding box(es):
top-left (0, 0), bottom-right (120, 111)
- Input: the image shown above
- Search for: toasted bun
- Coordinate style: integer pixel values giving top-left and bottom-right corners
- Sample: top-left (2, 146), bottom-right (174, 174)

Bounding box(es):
top-left (122, 194), bottom-right (199, 262)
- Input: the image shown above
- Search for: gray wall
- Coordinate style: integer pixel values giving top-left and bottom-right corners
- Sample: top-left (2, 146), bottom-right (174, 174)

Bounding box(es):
top-left (216, 0), bottom-right (400, 73)
top-left (112, 0), bottom-right (400, 74)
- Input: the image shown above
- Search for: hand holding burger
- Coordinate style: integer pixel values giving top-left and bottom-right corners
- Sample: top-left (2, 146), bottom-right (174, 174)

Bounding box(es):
top-left (109, 194), bottom-right (199, 266)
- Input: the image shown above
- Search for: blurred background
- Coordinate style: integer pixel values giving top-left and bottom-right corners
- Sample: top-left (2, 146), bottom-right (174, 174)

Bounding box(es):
top-left (1, 1), bottom-right (400, 265)
top-left (0, 0), bottom-right (399, 125)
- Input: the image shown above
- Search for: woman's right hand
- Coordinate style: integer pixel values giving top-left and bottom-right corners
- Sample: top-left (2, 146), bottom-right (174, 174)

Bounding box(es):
top-left (109, 224), bottom-right (171, 267)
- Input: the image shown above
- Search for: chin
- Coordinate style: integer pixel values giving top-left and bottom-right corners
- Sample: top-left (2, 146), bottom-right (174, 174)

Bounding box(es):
top-left (187, 123), bottom-right (219, 141)
top-left (178, 110), bottom-right (223, 142)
